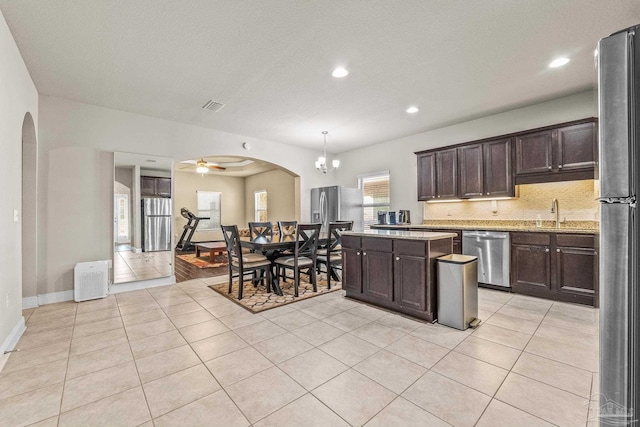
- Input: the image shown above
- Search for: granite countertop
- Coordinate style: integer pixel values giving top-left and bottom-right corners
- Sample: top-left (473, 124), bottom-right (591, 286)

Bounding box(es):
top-left (370, 220), bottom-right (599, 235)
top-left (343, 229), bottom-right (457, 240)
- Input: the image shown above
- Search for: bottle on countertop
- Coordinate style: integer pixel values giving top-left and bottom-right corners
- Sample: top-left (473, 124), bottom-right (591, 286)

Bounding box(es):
top-left (536, 214), bottom-right (542, 228)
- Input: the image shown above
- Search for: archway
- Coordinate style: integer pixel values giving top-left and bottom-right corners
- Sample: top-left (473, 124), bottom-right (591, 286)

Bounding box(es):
top-left (21, 113), bottom-right (38, 307)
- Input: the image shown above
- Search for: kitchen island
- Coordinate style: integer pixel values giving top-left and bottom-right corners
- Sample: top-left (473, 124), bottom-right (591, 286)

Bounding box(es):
top-left (341, 229), bottom-right (455, 322)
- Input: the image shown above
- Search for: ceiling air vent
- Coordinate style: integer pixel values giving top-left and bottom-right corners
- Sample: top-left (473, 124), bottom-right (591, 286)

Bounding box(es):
top-left (202, 100), bottom-right (226, 112)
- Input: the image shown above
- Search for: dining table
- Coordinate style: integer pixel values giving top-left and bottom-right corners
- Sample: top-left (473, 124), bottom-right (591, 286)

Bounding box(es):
top-left (240, 234), bottom-right (328, 296)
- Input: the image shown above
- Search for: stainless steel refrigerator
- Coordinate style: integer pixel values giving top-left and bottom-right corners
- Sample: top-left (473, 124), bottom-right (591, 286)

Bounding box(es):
top-left (598, 24), bottom-right (639, 426)
top-left (141, 198), bottom-right (172, 252)
top-left (311, 186), bottom-right (363, 232)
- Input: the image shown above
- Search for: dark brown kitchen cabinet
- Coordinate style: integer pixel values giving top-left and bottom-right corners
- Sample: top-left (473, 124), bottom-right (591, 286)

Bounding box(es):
top-left (141, 176), bottom-right (172, 197)
top-left (362, 237), bottom-right (394, 302)
top-left (416, 149), bottom-right (457, 201)
top-left (458, 138), bottom-right (514, 199)
top-left (428, 229), bottom-right (462, 254)
top-left (342, 234), bottom-right (453, 321)
top-left (510, 232), bottom-right (598, 306)
top-left (515, 130), bottom-right (554, 176)
top-left (515, 120), bottom-right (597, 184)
top-left (342, 236), bottom-right (363, 294)
top-left (155, 178), bottom-right (172, 197)
top-left (436, 149), bottom-right (458, 199)
top-left (417, 152), bottom-right (437, 200)
top-left (556, 122), bottom-right (598, 171)
top-left (458, 144), bottom-right (484, 198)
top-left (555, 234), bottom-right (598, 304)
top-left (483, 138), bottom-right (514, 197)
top-left (511, 233), bottom-right (552, 294)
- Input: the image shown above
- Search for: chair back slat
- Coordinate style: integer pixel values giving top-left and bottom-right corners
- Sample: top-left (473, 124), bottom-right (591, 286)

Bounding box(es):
top-left (248, 222), bottom-right (273, 242)
top-left (294, 223), bottom-right (321, 260)
top-left (221, 224), bottom-right (243, 266)
top-left (278, 220), bottom-right (297, 242)
top-left (326, 221), bottom-right (353, 254)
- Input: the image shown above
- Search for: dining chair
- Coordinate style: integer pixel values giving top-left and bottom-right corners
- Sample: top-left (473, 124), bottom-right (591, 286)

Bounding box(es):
top-left (273, 223), bottom-right (321, 297)
top-left (248, 222), bottom-right (273, 242)
top-left (317, 221), bottom-right (353, 289)
top-left (221, 224), bottom-right (272, 300)
top-left (277, 220), bottom-right (297, 242)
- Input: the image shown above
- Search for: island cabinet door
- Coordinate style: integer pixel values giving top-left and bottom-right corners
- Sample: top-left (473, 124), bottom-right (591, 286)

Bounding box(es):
top-left (342, 236), bottom-right (362, 294)
top-left (362, 238), bottom-right (394, 302)
top-left (393, 240), bottom-right (428, 312)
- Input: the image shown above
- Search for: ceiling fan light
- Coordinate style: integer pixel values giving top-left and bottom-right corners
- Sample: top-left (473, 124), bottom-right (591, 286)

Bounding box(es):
top-left (196, 165), bottom-right (209, 174)
top-left (332, 159), bottom-right (340, 168)
top-left (315, 160), bottom-right (321, 169)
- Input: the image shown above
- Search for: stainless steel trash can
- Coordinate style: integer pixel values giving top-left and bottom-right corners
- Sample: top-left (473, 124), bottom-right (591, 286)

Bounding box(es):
top-left (437, 254), bottom-right (479, 330)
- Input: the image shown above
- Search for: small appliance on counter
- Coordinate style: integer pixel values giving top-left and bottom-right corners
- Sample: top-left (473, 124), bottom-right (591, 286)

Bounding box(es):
top-left (377, 211), bottom-right (387, 225)
top-left (398, 210), bottom-right (411, 224)
top-left (388, 211), bottom-right (397, 225)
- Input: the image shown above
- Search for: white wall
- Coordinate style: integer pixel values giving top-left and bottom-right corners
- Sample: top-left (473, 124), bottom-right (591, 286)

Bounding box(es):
top-left (0, 9), bottom-right (39, 351)
top-left (244, 170), bottom-right (297, 224)
top-left (37, 96), bottom-right (335, 295)
top-left (335, 91), bottom-right (598, 224)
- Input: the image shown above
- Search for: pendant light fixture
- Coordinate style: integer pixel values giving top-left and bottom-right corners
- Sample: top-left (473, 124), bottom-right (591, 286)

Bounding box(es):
top-left (315, 131), bottom-right (340, 173)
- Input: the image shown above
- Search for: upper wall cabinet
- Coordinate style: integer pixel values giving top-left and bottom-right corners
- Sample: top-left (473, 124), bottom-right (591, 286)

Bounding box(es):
top-left (417, 149), bottom-right (457, 200)
top-left (515, 120), bottom-right (597, 184)
top-left (141, 176), bottom-right (172, 197)
top-left (416, 118), bottom-right (597, 201)
top-left (458, 138), bottom-right (514, 199)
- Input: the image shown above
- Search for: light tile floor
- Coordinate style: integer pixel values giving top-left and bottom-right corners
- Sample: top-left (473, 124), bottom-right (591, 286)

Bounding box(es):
top-left (3, 278), bottom-right (600, 426)
top-left (114, 250), bottom-right (172, 283)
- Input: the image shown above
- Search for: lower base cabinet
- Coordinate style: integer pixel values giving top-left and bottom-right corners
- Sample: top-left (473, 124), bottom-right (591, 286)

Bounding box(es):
top-left (342, 235), bottom-right (453, 321)
top-left (511, 232), bottom-right (598, 306)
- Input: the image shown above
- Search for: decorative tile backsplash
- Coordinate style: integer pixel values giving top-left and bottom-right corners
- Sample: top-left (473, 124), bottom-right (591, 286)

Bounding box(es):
top-left (423, 180), bottom-right (599, 222)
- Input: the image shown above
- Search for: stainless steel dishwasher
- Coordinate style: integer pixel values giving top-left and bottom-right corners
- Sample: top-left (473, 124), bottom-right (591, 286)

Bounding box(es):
top-left (462, 231), bottom-right (510, 288)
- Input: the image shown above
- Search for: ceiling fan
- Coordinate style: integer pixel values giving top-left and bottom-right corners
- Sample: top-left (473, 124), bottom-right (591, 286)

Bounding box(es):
top-left (178, 158), bottom-right (226, 173)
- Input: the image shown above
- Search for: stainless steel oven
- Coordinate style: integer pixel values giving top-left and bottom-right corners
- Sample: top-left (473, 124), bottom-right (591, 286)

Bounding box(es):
top-left (462, 230), bottom-right (510, 287)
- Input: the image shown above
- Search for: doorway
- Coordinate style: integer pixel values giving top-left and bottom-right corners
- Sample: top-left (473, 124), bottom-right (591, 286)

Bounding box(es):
top-left (21, 113), bottom-right (37, 306)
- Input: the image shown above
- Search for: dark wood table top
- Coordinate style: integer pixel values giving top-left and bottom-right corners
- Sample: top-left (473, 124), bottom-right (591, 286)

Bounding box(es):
top-left (240, 234), bottom-right (329, 252)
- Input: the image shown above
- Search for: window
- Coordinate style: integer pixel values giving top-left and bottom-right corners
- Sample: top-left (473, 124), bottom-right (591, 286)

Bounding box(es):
top-left (255, 190), bottom-right (268, 221)
top-left (359, 171), bottom-right (390, 229)
top-left (196, 191), bottom-right (221, 230)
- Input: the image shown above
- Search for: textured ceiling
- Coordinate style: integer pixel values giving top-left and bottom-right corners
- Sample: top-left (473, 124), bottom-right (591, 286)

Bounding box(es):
top-left (1, 1), bottom-right (638, 152)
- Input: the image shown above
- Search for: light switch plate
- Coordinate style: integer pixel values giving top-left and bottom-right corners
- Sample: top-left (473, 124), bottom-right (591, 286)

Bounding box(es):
top-left (13, 209), bottom-right (19, 223)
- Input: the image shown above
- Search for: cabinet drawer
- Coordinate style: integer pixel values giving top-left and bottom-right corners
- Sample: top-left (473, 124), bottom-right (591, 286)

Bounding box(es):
top-left (394, 240), bottom-right (426, 257)
top-left (510, 232), bottom-right (551, 246)
top-left (556, 234), bottom-right (596, 248)
top-left (362, 237), bottom-right (393, 252)
top-left (342, 235), bottom-right (361, 250)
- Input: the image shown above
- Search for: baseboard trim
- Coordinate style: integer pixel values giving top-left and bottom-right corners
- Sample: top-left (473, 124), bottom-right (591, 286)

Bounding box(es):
top-left (132, 247), bottom-right (142, 254)
top-left (37, 290), bottom-right (74, 306)
top-left (22, 296), bottom-right (39, 309)
top-left (1, 316), bottom-right (26, 355)
top-left (109, 275), bottom-right (176, 294)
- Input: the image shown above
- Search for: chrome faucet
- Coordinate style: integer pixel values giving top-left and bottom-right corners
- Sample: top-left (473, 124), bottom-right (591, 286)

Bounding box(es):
top-left (551, 198), bottom-right (560, 229)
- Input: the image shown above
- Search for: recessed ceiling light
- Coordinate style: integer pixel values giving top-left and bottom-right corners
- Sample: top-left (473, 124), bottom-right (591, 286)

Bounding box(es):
top-left (406, 106), bottom-right (420, 114)
top-left (331, 67), bottom-right (349, 78)
top-left (549, 57), bottom-right (570, 68)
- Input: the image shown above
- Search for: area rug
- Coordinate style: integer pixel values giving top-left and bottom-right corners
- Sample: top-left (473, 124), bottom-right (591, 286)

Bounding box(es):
top-left (176, 253), bottom-right (228, 269)
top-left (208, 274), bottom-right (342, 313)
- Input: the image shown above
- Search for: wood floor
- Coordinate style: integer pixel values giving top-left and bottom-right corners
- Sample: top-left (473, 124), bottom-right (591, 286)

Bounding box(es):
top-left (174, 251), bottom-right (228, 283)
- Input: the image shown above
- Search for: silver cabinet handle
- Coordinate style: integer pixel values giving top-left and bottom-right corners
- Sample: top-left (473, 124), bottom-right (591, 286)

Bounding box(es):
top-left (487, 192), bottom-right (490, 195)
top-left (363, 252), bottom-right (367, 256)
top-left (396, 257), bottom-right (400, 261)
top-left (558, 165), bottom-right (563, 169)
top-left (548, 166), bottom-right (552, 170)
top-left (356, 252), bottom-right (360, 255)
top-left (557, 249), bottom-right (560, 252)
top-left (545, 248), bottom-right (549, 253)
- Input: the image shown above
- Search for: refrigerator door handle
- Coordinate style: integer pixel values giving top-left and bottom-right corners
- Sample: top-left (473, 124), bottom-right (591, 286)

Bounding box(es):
top-left (598, 196), bottom-right (637, 207)
top-left (320, 191), bottom-right (326, 226)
